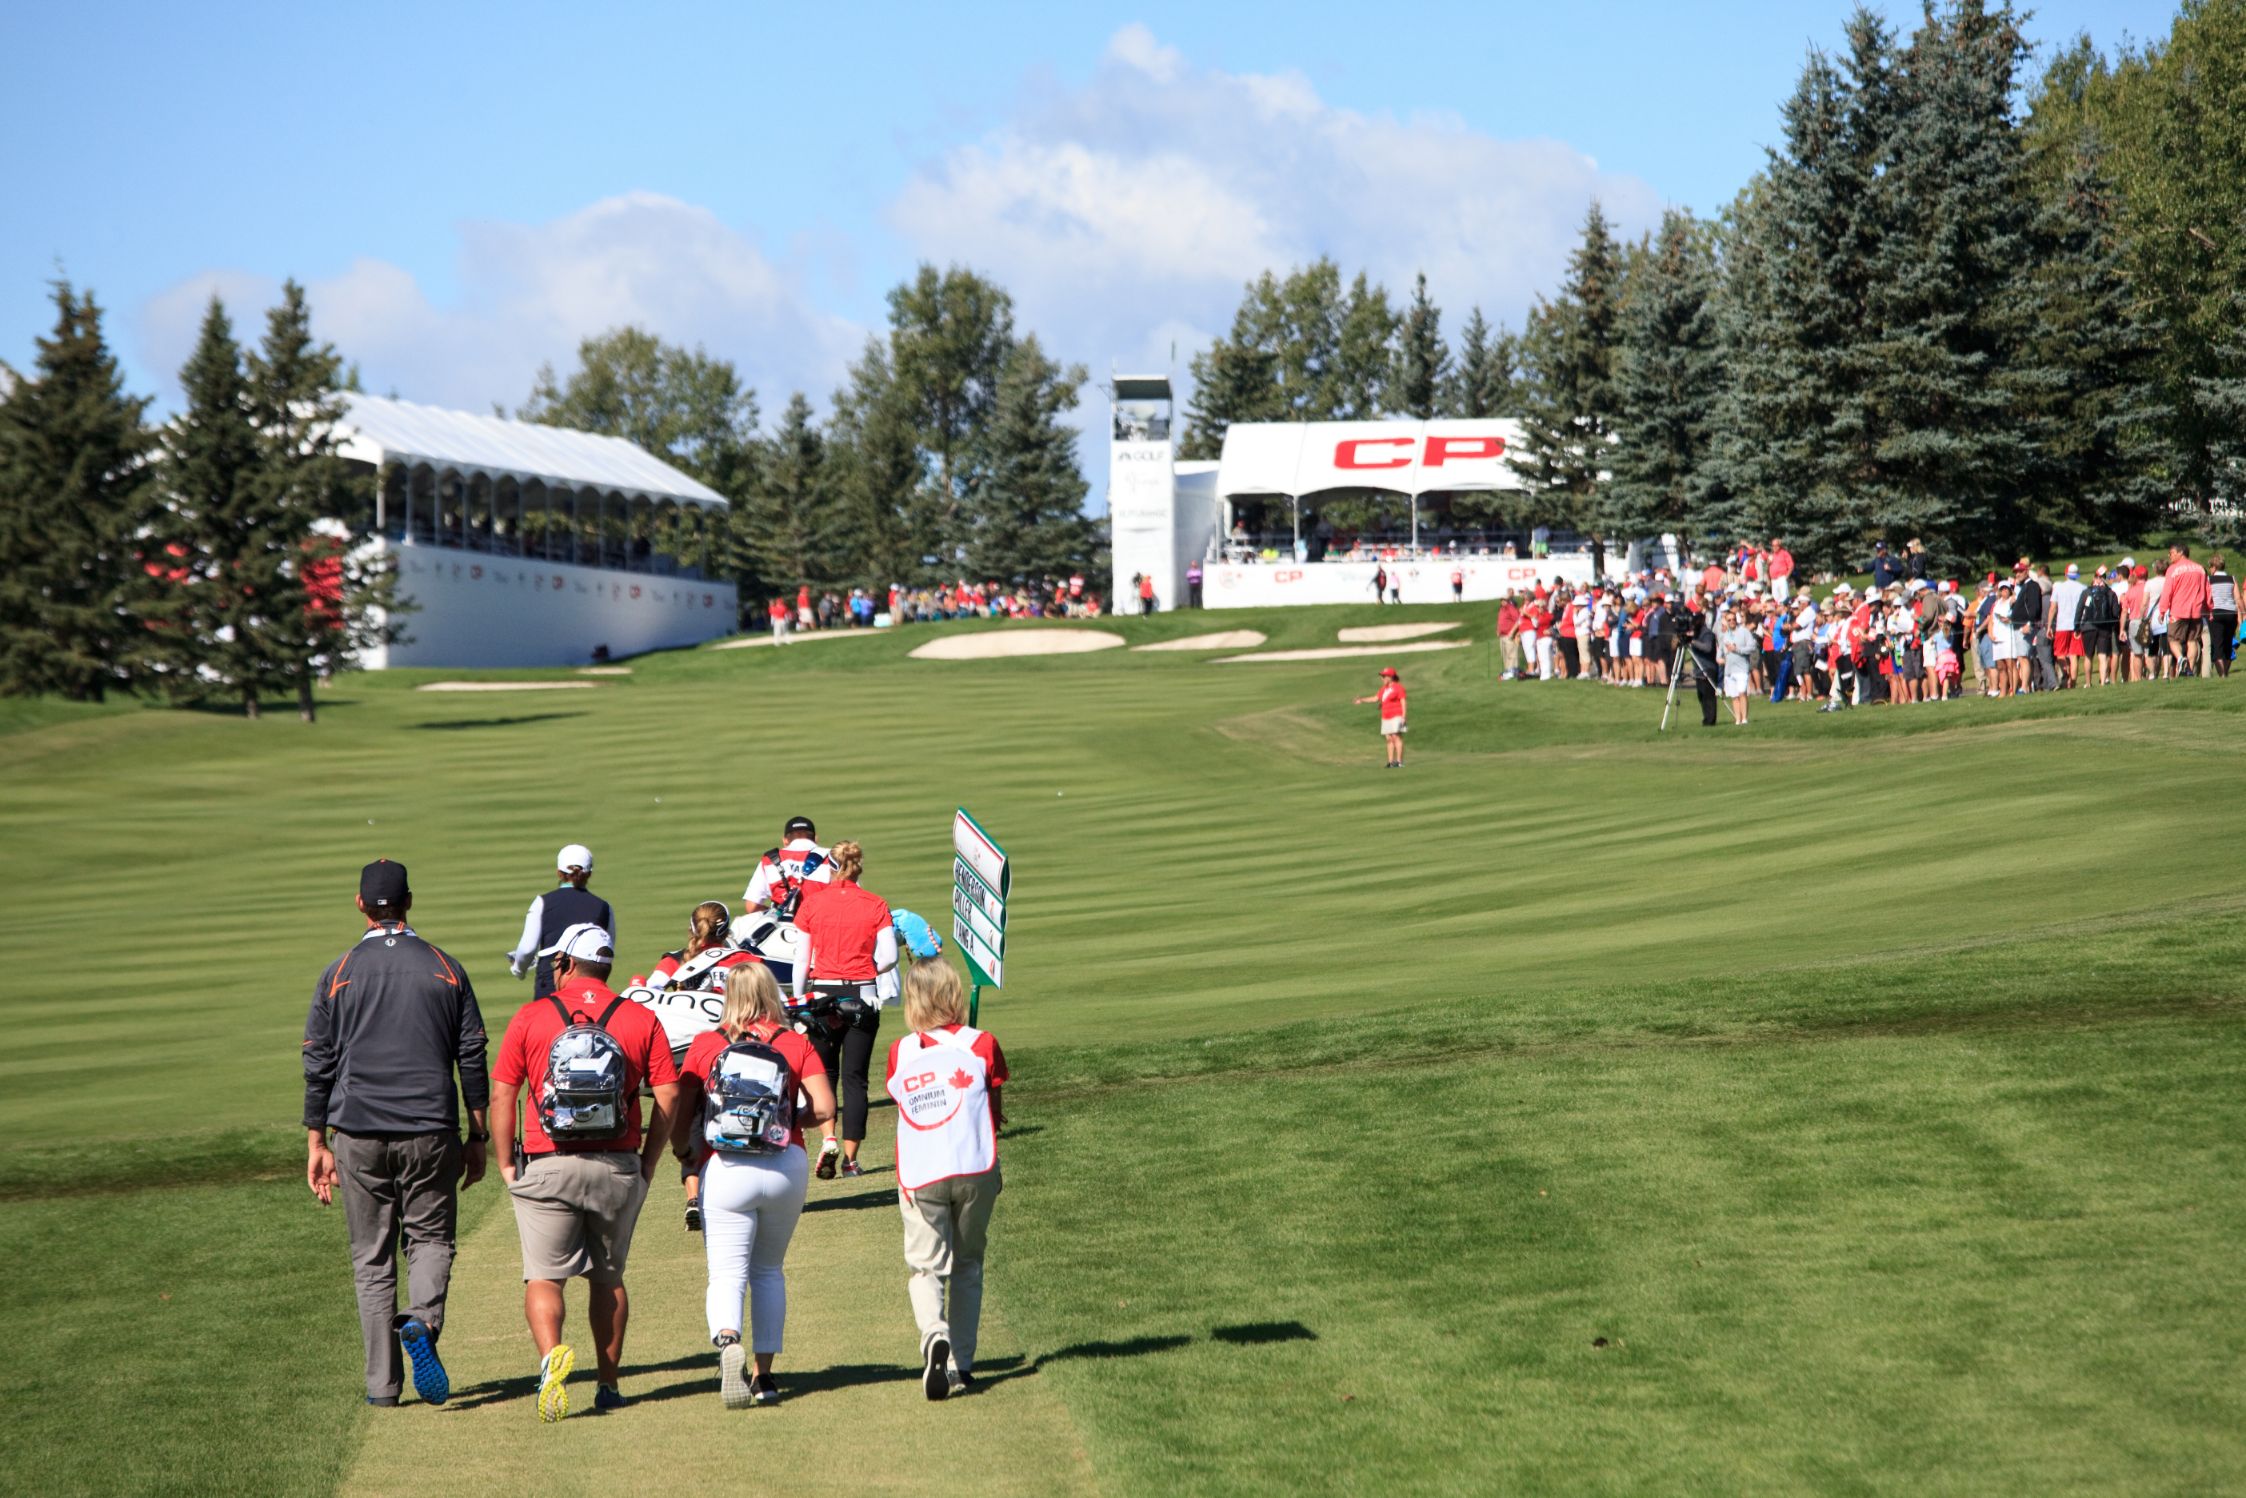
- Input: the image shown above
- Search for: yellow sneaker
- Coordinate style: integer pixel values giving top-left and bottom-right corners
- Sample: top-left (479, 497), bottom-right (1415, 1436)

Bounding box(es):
top-left (537, 1344), bottom-right (575, 1423)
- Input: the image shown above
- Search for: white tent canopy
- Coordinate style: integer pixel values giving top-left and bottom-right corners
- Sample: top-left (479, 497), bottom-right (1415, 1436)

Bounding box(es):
top-left (1215, 419), bottom-right (1527, 500)
top-left (336, 394), bottom-right (726, 508)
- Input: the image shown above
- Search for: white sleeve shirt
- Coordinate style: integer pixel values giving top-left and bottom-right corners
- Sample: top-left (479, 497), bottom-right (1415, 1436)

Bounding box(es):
top-left (508, 894), bottom-right (545, 967)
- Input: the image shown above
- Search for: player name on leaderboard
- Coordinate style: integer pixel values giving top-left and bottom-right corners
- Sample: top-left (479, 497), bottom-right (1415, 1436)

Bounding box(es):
top-left (951, 809), bottom-right (1009, 989)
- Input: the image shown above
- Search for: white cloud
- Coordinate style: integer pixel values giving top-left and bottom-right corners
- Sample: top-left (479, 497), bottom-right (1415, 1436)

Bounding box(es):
top-left (890, 25), bottom-right (1664, 384)
top-left (137, 193), bottom-right (862, 419)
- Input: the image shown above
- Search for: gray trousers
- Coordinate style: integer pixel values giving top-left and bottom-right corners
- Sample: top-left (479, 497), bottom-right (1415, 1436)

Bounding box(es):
top-left (335, 1131), bottom-right (461, 1399)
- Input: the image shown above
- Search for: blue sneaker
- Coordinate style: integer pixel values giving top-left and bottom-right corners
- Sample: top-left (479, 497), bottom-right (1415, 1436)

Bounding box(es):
top-left (399, 1318), bottom-right (449, 1406)
top-left (594, 1382), bottom-right (626, 1412)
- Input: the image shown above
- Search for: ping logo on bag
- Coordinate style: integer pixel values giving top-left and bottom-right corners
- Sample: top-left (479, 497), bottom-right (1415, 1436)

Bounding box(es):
top-left (538, 996), bottom-right (631, 1141)
top-left (703, 1028), bottom-right (797, 1155)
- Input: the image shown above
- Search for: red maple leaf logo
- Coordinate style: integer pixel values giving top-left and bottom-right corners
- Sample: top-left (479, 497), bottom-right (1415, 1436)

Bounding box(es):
top-left (949, 1068), bottom-right (974, 1090)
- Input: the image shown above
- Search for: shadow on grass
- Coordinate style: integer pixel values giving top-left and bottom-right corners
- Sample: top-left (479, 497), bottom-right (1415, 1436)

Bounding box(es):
top-left (443, 1352), bottom-right (713, 1411)
top-left (803, 1184), bottom-right (894, 1213)
top-left (411, 712), bottom-right (588, 731)
top-left (634, 1360), bottom-right (919, 1406)
top-left (1211, 1320), bottom-right (1318, 1346)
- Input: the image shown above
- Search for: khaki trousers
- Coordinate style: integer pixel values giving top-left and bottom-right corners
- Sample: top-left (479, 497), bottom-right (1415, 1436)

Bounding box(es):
top-left (335, 1130), bottom-right (461, 1400)
top-left (900, 1165), bottom-right (1001, 1374)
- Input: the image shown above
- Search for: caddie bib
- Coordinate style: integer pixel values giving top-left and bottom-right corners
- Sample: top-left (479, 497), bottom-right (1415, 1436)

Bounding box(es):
top-left (886, 1026), bottom-right (995, 1191)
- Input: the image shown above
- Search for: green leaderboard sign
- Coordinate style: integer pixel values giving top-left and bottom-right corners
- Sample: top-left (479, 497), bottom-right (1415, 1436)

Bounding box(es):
top-left (951, 808), bottom-right (1009, 996)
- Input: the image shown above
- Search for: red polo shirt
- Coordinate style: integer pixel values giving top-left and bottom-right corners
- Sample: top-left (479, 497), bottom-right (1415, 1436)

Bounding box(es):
top-left (795, 879), bottom-right (893, 983)
top-left (494, 975), bottom-right (678, 1154)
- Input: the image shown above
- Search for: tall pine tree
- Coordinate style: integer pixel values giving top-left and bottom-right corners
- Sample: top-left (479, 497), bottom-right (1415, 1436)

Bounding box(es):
top-left (738, 393), bottom-right (838, 589)
top-left (246, 280), bottom-right (399, 721)
top-left (1392, 272), bottom-right (1449, 419)
top-left (1442, 308), bottom-right (1518, 418)
top-left (1861, 0), bottom-right (2045, 562)
top-left (1608, 210), bottom-right (1728, 549)
top-left (1509, 203), bottom-right (1625, 570)
top-left (2009, 137), bottom-right (2170, 553)
top-left (0, 284), bottom-right (159, 700)
top-left (161, 298), bottom-right (281, 715)
top-left (826, 338), bottom-right (933, 588)
top-left (967, 336), bottom-right (1095, 580)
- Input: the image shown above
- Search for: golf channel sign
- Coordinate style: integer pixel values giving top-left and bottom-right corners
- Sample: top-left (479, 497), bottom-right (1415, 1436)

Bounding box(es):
top-left (951, 809), bottom-right (1008, 990)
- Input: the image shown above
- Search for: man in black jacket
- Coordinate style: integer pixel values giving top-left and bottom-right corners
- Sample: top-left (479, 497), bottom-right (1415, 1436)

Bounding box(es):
top-left (1686, 597), bottom-right (1723, 727)
top-left (2010, 560), bottom-right (2047, 692)
top-left (305, 859), bottom-right (490, 1407)
top-left (2076, 566), bottom-right (2123, 686)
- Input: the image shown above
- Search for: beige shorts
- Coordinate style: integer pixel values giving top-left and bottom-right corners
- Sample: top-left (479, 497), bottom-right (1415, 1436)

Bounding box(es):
top-left (1380, 717), bottom-right (1406, 736)
top-left (508, 1151), bottom-right (647, 1284)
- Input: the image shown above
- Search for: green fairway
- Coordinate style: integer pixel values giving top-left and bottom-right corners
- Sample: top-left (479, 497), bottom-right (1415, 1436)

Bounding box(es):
top-left (4, 601), bottom-right (2243, 1494)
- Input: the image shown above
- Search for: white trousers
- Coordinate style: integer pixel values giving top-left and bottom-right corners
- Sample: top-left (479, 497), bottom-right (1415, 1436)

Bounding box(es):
top-left (702, 1147), bottom-right (808, 1351)
top-left (1536, 637), bottom-right (1556, 679)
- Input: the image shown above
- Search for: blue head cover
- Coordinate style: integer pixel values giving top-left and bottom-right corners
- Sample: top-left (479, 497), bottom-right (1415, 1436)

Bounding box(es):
top-left (892, 909), bottom-right (943, 959)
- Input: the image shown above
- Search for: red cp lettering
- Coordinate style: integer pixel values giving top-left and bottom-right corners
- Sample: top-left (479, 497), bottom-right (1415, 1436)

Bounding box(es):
top-left (1334, 437), bottom-right (1415, 470)
top-left (1423, 434), bottom-right (1505, 466)
top-left (903, 1072), bottom-right (937, 1091)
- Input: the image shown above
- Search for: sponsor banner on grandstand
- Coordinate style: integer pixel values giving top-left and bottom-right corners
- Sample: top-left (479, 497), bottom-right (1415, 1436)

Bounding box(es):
top-left (1204, 556), bottom-right (1597, 609)
top-left (951, 809), bottom-right (1008, 989)
top-left (1216, 419), bottom-right (1528, 499)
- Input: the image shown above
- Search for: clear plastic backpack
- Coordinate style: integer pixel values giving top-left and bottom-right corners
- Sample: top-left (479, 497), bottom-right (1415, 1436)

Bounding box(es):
top-left (537, 996), bottom-right (631, 1141)
top-left (702, 1029), bottom-right (797, 1155)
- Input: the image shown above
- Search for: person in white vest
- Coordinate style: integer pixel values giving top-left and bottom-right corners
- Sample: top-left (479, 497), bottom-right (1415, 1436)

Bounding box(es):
top-left (885, 959), bottom-right (1008, 1400)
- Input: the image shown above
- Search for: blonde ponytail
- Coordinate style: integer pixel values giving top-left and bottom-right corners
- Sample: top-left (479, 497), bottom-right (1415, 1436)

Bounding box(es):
top-left (830, 840), bottom-right (864, 883)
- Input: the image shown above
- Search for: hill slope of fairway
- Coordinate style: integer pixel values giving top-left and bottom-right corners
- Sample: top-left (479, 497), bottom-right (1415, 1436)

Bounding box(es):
top-left (4, 600), bottom-right (2243, 1495)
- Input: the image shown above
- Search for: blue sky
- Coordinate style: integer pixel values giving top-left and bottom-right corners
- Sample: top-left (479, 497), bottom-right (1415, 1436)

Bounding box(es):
top-left (3, 1), bottom-right (2172, 454)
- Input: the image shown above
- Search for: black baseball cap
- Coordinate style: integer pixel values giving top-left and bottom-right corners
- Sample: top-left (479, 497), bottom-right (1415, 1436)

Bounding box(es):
top-left (360, 859), bottom-right (409, 905)
top-left (784, 815), bottom-right (816, 837)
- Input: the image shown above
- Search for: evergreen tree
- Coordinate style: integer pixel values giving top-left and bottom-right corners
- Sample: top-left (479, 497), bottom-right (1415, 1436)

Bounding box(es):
top-left (2009, 138), bottom-right (2171, 553)
top-left (161, 298), bottom-right (283, 716)
top-left (738, 393), bottom-right (837, 589)
top-left (967, 336), bottom-right (1096, 580)
top-left (1276, 260), bottom-right (1346, 418)
top-left (1608, 210), bottom-right (1728, 547)
top-left (1181, 274), bottom-right (1286, 458)
top-left (1332, 272), bottom-right (1399, 419)
top-left (245, 280), bottom-right (400, 721)
top-left (0, 284), bottom-right (158, 700)
top-left (1861, 0), bottom-right (2044, 561)
top-left (1508, 203), bottom-right (1625, 569)
top-left (826, 337), bottom-right (932, 588)
top-left (1442, 308), bottom-right (1519, 418)
top-left (1393, 272), bottom-right (1449, 419)
top-left (1705, 19), bottom-right (1895, 569)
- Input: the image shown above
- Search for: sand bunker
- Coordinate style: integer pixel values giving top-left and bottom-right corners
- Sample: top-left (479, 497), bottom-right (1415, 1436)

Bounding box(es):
top-left (1216, 641), bottom-right (1470, 664)
top-left (1133, 630), bottom-right (1268, 652)
top-left (911, 630), bottom-right (1127, 661)
top-left (1335, 622), bottom-right (1460, 643)
top-left (711, 629), bottom-right (873, 651)
top-left (577, 666), bottom-right (632, 676)
top-left (416, 681), bottom-right (599, 693)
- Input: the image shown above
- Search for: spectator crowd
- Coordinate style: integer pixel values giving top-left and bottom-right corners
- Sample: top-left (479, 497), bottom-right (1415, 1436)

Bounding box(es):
top-left (761, 575), bottom-right (1107, 641)
top-left (1493, 540), bottom-right (2237, 724)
